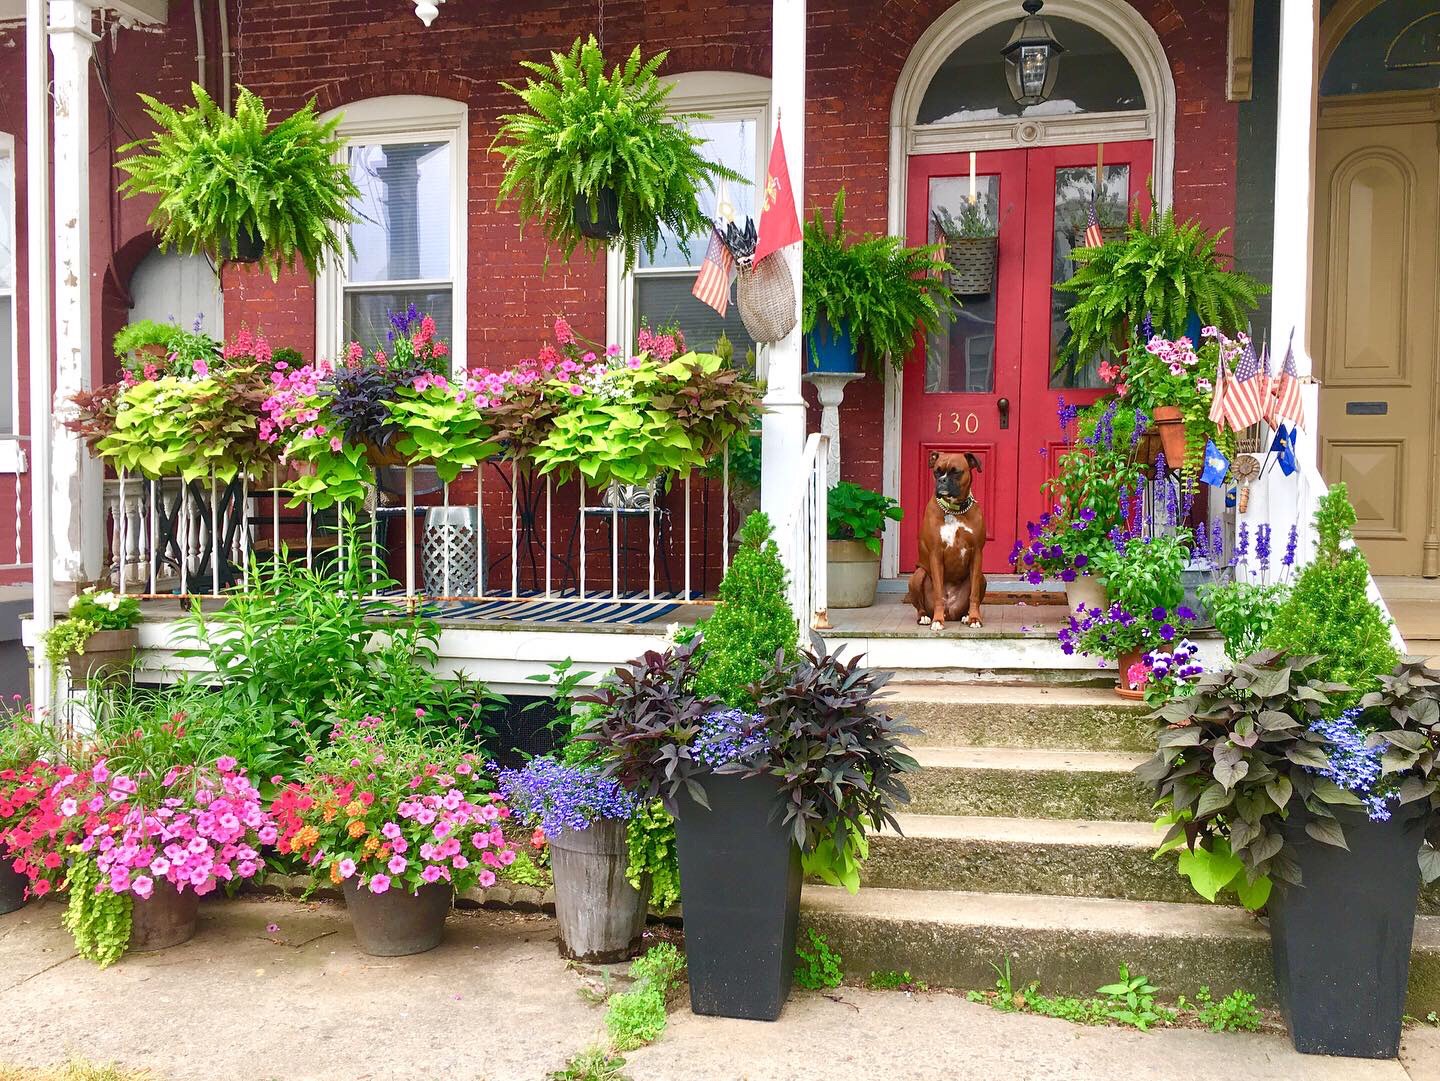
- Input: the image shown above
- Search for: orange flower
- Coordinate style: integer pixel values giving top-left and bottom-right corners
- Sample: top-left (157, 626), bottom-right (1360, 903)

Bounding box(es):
top-left (344, 800), bottom-right (364, 818)
top-left (291, 826), bottom-right (320, 851)
top-left (347, 820), bottom-right (367, 840)
top-left (329, 861), bottom-right (344, 884)
top-left (322, 802), bottom-right (339, 824)
top-left (363, 836), bottom-right (380, 857)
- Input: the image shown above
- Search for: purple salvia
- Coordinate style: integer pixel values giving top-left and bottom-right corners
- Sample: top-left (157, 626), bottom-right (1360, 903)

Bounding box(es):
top-left (1211, 521), bottom-right (1225, 565)
top-left (1283, 524), bottom-right (1299, 568)
top-left (1256, 523), bottom-right (1272, 572)
top-left (1235, 522), bottom-right (1250, 565)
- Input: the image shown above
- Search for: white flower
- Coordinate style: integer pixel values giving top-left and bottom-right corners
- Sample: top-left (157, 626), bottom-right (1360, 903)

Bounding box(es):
top-left (663, 622), bottom-right (681, 643)
top-left (68, 594), bottom-right (81, 611)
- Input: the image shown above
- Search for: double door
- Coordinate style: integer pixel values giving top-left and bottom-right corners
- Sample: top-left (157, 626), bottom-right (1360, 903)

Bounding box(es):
top-left (899, 141), bottom-right (1153, 573)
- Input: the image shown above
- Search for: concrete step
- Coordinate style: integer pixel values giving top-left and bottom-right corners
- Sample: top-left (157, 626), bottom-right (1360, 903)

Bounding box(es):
top-left (907, 746), bottom-right (1154, 820)
top-left (889, 684), bottom-right (1153, 753)
top-left (801, 884), bottom-right (1440, 1011)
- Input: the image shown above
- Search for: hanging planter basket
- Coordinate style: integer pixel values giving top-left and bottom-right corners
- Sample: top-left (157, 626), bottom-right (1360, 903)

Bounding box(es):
top-left (1150, 405), bottom-right (1189, 468)
top-left (736, 255), bottom-right (797, 344)
top-left (574, 187), bottom-right (621, 241)
top-left (943, 235), bottom-right (998, 296)
top-left (219, 225), bottom-right (265, 265)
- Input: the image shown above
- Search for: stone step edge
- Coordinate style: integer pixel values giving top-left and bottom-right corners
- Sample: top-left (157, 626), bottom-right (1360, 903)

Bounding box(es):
top-left (876, 813), bottom-right (1158, 847)
top-left (884, 684), bottom-right (1149, 709)
top-left (911, 746), bottom-right (1151, 773)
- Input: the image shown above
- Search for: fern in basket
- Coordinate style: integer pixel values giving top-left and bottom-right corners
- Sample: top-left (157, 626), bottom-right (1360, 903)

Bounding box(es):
top-left (117, 84), bottom-right (359, 280)
top-left (492, 36), bottom-right (745, 271)
top-left (802, 189), bottom-right (956, 376)
top-left (1059, 200), bottom-right (1266, 365)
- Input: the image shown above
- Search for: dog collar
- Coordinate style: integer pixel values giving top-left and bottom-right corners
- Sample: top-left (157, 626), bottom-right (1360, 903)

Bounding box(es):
top-left (937, 494), bottom-right (975, 516)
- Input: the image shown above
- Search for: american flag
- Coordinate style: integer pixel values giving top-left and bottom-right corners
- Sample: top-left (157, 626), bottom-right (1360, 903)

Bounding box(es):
top-left (1208, 352), bottom-right (1229, 426)
top-left (1082, 201), bottom-right (1104, 249)
top-left (691, 227), bottom-right (735, 316)
top-left (1267, 333), bottom-right (1306, 431)
top-left (1224, 338), bottom-right (1269, 431)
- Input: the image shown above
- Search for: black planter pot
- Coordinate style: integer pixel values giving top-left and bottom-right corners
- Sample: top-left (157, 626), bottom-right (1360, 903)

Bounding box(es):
top-left (674, 773), bottom-right (803, 1021)
top-left (0, 858), bottom-right (28, 915)
top-left (342, 877), bottom-right (452, 956)
top-left (220, 225), bottom-right (265, 264)
top-left (574, 187), bottom-right (621, 240)
top-left (1269, 801), bottom-right (1427, 1058)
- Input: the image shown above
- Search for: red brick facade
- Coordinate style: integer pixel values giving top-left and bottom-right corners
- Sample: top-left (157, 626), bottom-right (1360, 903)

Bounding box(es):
top-left (1, 0), bottom-right (1238, 499)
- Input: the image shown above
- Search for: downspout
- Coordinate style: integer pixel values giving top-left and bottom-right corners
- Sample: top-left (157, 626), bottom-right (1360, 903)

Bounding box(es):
top-left (218, 0), bottom-right (232, 113)
top-left (193, 0), bottom-right (206, 90)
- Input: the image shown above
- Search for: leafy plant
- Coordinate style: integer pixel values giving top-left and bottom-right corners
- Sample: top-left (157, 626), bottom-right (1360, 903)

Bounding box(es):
top-left (1200, 580), bottom-right (1290, 663)
top-left (931, 198), bottom-right (994, 240)
top-left (1192, 986), bottom-right (1262, 1033)
top-left (802, 189), bottom-right (956, 376)
top-left (604, 942), bottom-right (686, 1051)
top-left (548, 1049), bottom-right (630, 1081)
top-left (113, 318), bottom-right (221, 380)
top-left (827, 482), bottom-right (903, 554)
top-left (493, 37), bottom-right (744, 271)
top-left (1095, 964), bottom-right (1176, 1031)
top-left (1059, 199), bottom-right (1266, 366)
top-left (1263, 484), bottom-right (1399, 702)
top-left (1356, 657), bottom-right (1440, 881)
top-left (117, 84), bottom-right (359, 279)
top-left (690, 512), bottom-right (798, 710)
top-left (41, 589), bottom-right (141, 668)
top-left (866, 970), bottom-right (928, 992)
top-left (625, 800), bottom-right (680, 912)
top-left (61, 854), bottom-right (133, 968)
top-left (1092, 531), bottom-right (1191, 617)
top-left (794, 927), bottom-right (844, 991)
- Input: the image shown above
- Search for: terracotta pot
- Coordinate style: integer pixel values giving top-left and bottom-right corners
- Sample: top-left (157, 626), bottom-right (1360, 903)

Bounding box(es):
top-left (67, 627), bottom-right (139, 685)
top-left (129, 879), bottom-right (200, 952)
top-left (1114, 648), bottom-right (1148, 701)
top-left (550, 819), bottom-right (649, 963)
top-left (342, 877), bottom-right (452, 956)
top-left (1150, 406), bottom-right (1188, 468)
top-left (363, 438), bottom-right (411, 469)
top-left (1063, 576), bottom-right (1107, 618)
top-left (0, 858), bottom-right (28, 915)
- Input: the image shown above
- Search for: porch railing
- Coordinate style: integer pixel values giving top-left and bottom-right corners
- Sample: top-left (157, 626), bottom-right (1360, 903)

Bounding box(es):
top-left (780, 432), bottom-right (829, 632)
top-left (0, 436), bottom-right (32, 572)
top-left (103, 453), bottom-right (751, 617)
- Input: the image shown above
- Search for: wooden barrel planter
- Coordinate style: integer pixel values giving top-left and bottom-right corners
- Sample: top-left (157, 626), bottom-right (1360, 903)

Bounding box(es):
top-left (341, 878), bottom-right (452, 956)
top-left (549, 819), bottom-right (649, 963)
top-left (67, 627), bottom-right (140, 687)
top-left (129, 879), bottom-right (200, 952)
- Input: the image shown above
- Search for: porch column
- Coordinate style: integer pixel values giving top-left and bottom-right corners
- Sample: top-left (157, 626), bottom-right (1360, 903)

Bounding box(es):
top-left (760, 0), bottom-right (807, 542)
top-left (1269, 0), bottom-right (1320, 472)
top-left (26, 0), bottom-right (54, 710)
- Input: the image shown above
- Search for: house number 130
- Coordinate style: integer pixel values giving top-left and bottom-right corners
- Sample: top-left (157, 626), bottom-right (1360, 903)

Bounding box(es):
top-left (936, 412), bottom-right (980, 435)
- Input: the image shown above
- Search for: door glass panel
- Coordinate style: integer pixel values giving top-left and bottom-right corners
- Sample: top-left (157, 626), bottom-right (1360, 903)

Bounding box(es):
top-left (1050, 163), bottom-right (1131, 388)
top-left (926, 175), bottom-right (998, 393)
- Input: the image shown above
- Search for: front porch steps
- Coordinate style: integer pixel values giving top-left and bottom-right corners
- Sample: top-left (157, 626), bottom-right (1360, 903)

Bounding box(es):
top-left (804, 680), bottom-right (1440, 1011)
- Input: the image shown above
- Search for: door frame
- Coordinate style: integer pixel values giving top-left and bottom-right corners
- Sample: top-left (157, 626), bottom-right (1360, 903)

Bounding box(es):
top-left (879, 0), bottom-right (1177, 577)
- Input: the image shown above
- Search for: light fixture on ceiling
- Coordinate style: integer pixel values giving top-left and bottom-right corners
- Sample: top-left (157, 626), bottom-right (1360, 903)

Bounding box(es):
top-left (1000, 0), bottom-right (1065, 107)
top-left (414, 0), bottom-right (445, 27)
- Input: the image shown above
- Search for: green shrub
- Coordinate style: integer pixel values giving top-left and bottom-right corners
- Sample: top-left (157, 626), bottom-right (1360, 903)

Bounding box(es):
top-left (691, 513), bottom-right (797, 710)
top-left (605, 943), bottom-right (686, 1052)
top-left (1262, 484), bottom-right (1398, 701)
top-left (1200, 580), bottom-right (1291, 663)
top-left (794, 927), bottom-right (844, 991)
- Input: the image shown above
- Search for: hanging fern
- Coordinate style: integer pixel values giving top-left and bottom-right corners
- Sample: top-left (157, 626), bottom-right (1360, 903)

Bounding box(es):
top-left (1058, 200), bottom-right (1267, 366)
top-left (117, 84), bottom-right (360, 280)
top-left (492, 36), bottom-right (746, 271)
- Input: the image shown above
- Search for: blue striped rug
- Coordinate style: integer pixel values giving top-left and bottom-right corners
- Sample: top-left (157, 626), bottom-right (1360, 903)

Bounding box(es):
top-left (383, 588), bottom-right (685, 625)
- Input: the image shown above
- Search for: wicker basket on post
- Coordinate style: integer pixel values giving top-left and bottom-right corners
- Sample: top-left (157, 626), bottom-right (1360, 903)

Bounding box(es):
top-left (736, 253), bottom-right (796, 345)
top-left (943, 235), bottom-right (998, 296)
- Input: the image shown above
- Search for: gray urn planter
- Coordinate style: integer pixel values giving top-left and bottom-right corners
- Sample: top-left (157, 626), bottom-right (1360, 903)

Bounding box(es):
top-left (341, 878), bottom-right (453, 957)
top-left (550, 819), bottom-right (649, 963)
top-left (827, 539), bottom-right (880, 609)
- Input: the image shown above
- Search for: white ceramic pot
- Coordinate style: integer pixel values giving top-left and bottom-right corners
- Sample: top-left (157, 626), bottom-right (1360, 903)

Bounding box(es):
top-left (827, 539), bottom-right (880, 609)
top-left (1064, 575), bottom-right (1108, 617)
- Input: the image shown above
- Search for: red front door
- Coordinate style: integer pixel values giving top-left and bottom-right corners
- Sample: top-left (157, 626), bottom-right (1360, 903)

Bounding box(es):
top-left (899, 141), bottom-right (1153, 573)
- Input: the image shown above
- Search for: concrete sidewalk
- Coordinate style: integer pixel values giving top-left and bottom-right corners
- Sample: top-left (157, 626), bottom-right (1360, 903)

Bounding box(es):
top-left (0, 896), bottom-right (1435, 1081)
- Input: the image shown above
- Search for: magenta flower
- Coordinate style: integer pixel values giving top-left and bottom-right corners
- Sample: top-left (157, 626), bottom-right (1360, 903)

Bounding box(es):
top-left (368, 874), bottom-right (392, 895)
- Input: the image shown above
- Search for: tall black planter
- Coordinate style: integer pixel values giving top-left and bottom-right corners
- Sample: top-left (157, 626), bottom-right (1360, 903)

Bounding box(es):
top-left (1269, 801), bottom-right (1427, 1059)
top-left (0, 858), bottom-right (28, 915)
top-left (674, 773), bottom-right (803, 1021)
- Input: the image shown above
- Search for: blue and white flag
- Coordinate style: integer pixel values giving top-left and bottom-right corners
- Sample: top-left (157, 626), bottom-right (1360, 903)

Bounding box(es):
top-left (1270, 424), bottom-right (1298, 477)
top-left (1200, 438), bottom-right (1230, 487)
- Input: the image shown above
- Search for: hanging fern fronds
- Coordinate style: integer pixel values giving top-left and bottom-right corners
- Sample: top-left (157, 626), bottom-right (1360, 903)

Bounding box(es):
top-left (491, 36), bottom-right (746, 272)
top-left (116, 84), bottom-right (360, 281)
top-left (1058, 200), bottom-right (1267, 367)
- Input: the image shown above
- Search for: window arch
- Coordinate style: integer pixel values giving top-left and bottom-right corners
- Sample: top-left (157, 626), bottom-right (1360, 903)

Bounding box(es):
top-left (316, 96), bottom-right (468, 369)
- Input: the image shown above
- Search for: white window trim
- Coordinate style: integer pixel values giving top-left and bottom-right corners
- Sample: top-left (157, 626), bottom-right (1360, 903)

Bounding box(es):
top-left (605, 72), bottom-right (772, 351)
top-left (316, 96), bottom-right (468, 373)
top-left (0, 132), bottom-right (20, 473)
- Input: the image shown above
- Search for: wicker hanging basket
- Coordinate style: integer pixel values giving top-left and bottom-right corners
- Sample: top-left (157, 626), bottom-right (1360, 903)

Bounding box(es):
top-left (943, 235), bottom-right (998, 296)
top-left (736, 254), bottom-right (797, 344)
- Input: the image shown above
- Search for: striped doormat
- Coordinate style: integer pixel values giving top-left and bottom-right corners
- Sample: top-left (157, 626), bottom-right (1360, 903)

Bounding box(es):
top-left (391, 589), bottom-right (686, 625)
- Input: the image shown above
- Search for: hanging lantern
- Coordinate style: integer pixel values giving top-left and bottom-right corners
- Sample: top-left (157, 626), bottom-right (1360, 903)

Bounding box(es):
top-left (414, 0), bottom-right (445, 26)
top-left (1000, 0), bottom-right (1066, 107)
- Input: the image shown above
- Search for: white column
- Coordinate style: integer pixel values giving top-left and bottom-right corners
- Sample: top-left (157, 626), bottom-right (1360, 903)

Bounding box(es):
top-left (760, 0), bottom-right (807, 535)
top-left (26, 0), bottom-right (55, 711)
top-left (1269, 0), bottom-right (1320, 472)
top-left (49, 0), bottom-right (104, 590)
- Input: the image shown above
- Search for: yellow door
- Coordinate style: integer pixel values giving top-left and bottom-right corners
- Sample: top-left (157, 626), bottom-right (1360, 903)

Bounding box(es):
top-left (1314, 91), bottom-right (1440, 576)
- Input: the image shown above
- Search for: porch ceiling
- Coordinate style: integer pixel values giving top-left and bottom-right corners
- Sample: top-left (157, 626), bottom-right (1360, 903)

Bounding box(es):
top-left (0, 0), bottom-right (167, 24)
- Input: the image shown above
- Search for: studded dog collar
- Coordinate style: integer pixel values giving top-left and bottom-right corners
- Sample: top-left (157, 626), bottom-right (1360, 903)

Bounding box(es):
top-left (936, 494), bottom-right (976, 517)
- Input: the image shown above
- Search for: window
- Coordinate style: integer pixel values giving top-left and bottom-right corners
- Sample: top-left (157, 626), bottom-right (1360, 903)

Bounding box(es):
top-left (0, 135), bottom-right (15, 435)
top-left (317, 97), bottom-right (467, 369)
top-left (609, 73), bottom-right (770, 361)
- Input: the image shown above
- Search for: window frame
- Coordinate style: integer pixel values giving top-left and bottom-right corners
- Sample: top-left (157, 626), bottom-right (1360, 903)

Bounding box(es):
top-left (0, 132), bottom-right (18, 446)
top-left (316, 96), bottom-right (468, 373)
top-left (605, 72), bottom-right (772, 352)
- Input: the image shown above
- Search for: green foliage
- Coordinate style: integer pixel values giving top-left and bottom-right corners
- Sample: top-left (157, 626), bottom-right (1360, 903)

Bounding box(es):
top-left (113, 319), bottom-right (221, 378)
top-left (802, 189), bottom-right (956, 376)
top-left (1059, 200), bottom-right (1266, 365)
top-left (691, 513), bottom-right (798, 710)
top-left (931, 198), bottom-right (994, 239)
top-left (493, 36), bottom-right (744, 272)
top-left (1154, 822), bottom-right (1272, 910)
top-left (548, 1050), bottom-right (630, 1081)
top-left (1095, 964), bottom-right (1177, 1031)
top-left (1262, 484), bottom-right (1399, 701)
top-left (1200, 580), bottom-right (1291, 663)
top-left (503, 847), bottom-right (550, 889)
top-left (794, 927), bottom-right (844, 991)
top-left (62, 854), bottom-right (133, 968)
top-left (625, 800), bottom-right (680, 911)
top-left (604, 943), bottom-right (686, 1052)
top-left (1092, 531), bottom-right (1190, 617)
top-left (41, 619), bottom-right (100, 669)
top-left (866, 970), bottom-right (928, 992)
top-left (827, 482), bottom-right (903, 554)
top-left (386, 383), bottom-right (501, 484)
top-left (117, 85), bottom-right (359, 279)
top-left (1192, 986), bottom-right (1262, 1033)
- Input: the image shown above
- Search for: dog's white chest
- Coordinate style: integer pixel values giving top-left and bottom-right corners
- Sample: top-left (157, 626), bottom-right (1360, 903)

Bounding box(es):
top-left (939, 515), bottom-right (974, 548)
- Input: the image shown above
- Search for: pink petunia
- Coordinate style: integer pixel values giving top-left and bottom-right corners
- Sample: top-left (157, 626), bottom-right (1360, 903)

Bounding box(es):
top-left (368, 874), bottom-right (391, 895)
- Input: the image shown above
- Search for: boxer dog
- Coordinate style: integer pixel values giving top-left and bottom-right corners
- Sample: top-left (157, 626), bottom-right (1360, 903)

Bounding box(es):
top-left (904, 450), bottom-right (987, 631)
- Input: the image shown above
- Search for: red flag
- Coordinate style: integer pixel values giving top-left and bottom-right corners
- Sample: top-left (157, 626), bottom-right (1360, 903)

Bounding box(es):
top-left (691, 228), bottom-right (735, 316)
top-left (753, 126), bottom-right (802, 264)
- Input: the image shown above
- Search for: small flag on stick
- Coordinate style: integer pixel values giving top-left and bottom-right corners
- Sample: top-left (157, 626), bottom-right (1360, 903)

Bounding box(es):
top-left (691, 227), bottom-right (735, 316)
top-left (1224, 337), bottom-right (1268, 431)
top-left (1208, 352), bottom-right (1229, 426)
top-left (1082, 202), bottom-right (1104, 249)
top-left (1267, 330), bottom-right (1307, 432)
